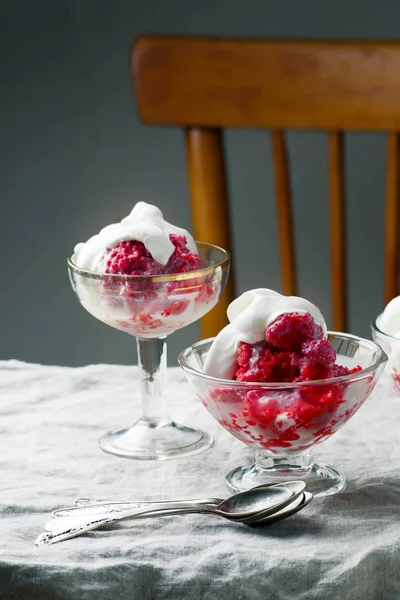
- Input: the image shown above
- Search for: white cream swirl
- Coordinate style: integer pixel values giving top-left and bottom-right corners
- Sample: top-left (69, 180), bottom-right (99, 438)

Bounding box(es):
top-left (73, 201), bottom-right (197, 272)
top-left (203, 288), bottom-right (327, 379)
top-left (377, 296), bottom-right (400, 338)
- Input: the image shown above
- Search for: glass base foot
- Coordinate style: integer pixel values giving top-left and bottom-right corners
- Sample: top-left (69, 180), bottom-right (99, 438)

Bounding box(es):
top-left (225, 453), bottom-right (346, 498)
top-left (99, 418), bottom-right (213, 460)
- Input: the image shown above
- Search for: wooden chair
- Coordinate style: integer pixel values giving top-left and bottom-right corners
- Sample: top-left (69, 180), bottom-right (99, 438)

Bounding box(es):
top-left (131, 36), bottom-right (400, 338)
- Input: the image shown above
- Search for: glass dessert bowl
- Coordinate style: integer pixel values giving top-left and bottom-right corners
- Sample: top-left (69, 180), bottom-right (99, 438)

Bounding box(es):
top-left (68, 241), bottom-right (230, 460)
top-left (371, 316), bottom-right (400, 394)
top-left (179, 332), bottom-right (387, 496)
top-left (371, 296), bottom-right (400, 395)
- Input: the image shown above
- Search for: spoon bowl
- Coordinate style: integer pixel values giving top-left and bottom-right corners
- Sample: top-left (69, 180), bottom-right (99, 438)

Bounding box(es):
top-left (219, 480), bottom-right (306, 521)
top-left (246, 491), bottom-right (313, 526)
top-left (211, 481), bottom-right (304, 518)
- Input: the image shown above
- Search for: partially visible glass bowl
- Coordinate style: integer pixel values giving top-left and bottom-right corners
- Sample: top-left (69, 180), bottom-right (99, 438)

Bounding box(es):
top-left (371, 315), bottom-right (400, 394)
top-left (178, 332), bottom-right (387, 496)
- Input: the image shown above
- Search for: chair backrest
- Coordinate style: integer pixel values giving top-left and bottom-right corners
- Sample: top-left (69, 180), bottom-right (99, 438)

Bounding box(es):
top-left (131, 36), bottom-right (400, 339)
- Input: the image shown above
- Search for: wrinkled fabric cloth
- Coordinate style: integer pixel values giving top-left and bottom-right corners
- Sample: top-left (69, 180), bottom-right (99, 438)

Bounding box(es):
top-left (1, 360), bottom-right (400, 600)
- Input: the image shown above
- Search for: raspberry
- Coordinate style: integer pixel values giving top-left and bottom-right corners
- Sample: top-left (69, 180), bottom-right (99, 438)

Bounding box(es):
top-left (236, 342), bottom-right (254, 369)
top-left (301, 339), bottom-right (336, 368)
top-left (233, 312), bottom-right (360, 384)
top-left (104, 234), bottom-right (202, 277)
top-left (332, 364), bottom-right (362, 377)
top-left (266, 312), bottom-right (324, 351)
top-left (165, 234), bottom-right (203, 274)
top-left (102, 234), bottom-right (207, 300)
top-left (235, 342), bottom-right (301, 383)
top-left (297, 362), bottom-right (333, 382)
top-left (297, 339), bottom-right (337, 381)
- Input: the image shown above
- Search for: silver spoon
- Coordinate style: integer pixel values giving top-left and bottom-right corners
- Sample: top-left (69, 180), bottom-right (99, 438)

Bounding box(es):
top-left (46, 482), bottom-right (304, 531)
top-left (74, 496), bottom-right (223, 507)
top-left (52, 496), bottom-right (224, 519)
top-left (35, 482), bottom-right (305, 546)
top-left (45, 492), bottom-right (313, 545)
top-left (43, 483), bottom-right (299, 533)
top-left (246, 491), bottom-right (313, 525)
top-left (52, 482), bottom-right (294, 519)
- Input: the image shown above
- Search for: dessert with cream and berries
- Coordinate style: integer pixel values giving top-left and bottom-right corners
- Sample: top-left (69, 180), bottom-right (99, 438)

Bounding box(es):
top-left (375, 296), bottom-right (400, 339)
top-left (74, 201), bottom-right (199, 273)
top-left (372, 296), bottom-right (400, 393)
top-left (71, 202), bottom-right (221, 337)
top-left (201, 289), bottom-right (365, 454)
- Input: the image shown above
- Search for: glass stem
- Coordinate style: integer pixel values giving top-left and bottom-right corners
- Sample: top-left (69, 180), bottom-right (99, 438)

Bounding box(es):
top-left (136, 336), bottom-right (170, 427)
top-left (255, 450), bottom-right (314, 472)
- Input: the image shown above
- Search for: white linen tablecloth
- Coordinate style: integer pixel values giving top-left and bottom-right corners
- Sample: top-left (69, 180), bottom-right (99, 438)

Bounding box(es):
top-left (1, 359), bottom-right (400, 600)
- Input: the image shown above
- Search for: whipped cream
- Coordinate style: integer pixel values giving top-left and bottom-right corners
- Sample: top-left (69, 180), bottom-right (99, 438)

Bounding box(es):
top-left (203, 288), bottom-right (327, 379)
top-left (73, 201), bottom-right (197, 272)
top-left (377, 296), bottom-right (400, 338)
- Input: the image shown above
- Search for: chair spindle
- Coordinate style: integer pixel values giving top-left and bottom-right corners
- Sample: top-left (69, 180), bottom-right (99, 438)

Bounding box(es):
top-left (271, 130), bottom-right (297, 297)
top-left (185, 127), bottom-right (234, 338)
top-left (328, 131), bottom-right (347, 332)
top-left (384, 132), bottom-right (400, 305)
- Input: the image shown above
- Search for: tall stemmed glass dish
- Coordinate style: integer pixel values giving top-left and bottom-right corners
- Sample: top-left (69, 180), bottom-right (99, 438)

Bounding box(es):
top-left (68, 242), bottom-right (230, 460)
top-left (179, 333), bottom-right (387, 496)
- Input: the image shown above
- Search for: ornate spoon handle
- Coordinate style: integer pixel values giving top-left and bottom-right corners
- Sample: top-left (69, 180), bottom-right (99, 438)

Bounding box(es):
top-left (35, 504), bottom-right (223, 546)
top-left (74, 496), bottom-right (221, 506)
top-left (53, 497), bottom-right (223, 518)
top-left (35, 516), bottom-right (124, 546)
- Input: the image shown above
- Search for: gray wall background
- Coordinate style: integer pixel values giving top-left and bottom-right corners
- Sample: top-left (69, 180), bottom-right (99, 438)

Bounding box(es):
top-left (0, 0), bottom-right (395, 366)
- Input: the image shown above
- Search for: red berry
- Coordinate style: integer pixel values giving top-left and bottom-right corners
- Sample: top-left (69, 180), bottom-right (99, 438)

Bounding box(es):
top-left (104, 235), bottom-right (203, 277)
top-left (234, 312), bottom-right (359, 384)
top-left (301, 339), bottom-right (336, 368)
top-left (101, 234), bottom-right (206, 300)
top-left (266, 312), bottom-right (323, 351)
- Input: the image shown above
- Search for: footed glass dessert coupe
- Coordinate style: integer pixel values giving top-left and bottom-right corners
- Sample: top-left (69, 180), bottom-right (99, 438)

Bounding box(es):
top-left (179, 333), bottom-right (387, 496)
top-left (68, 242), bottom-right (230, 460)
